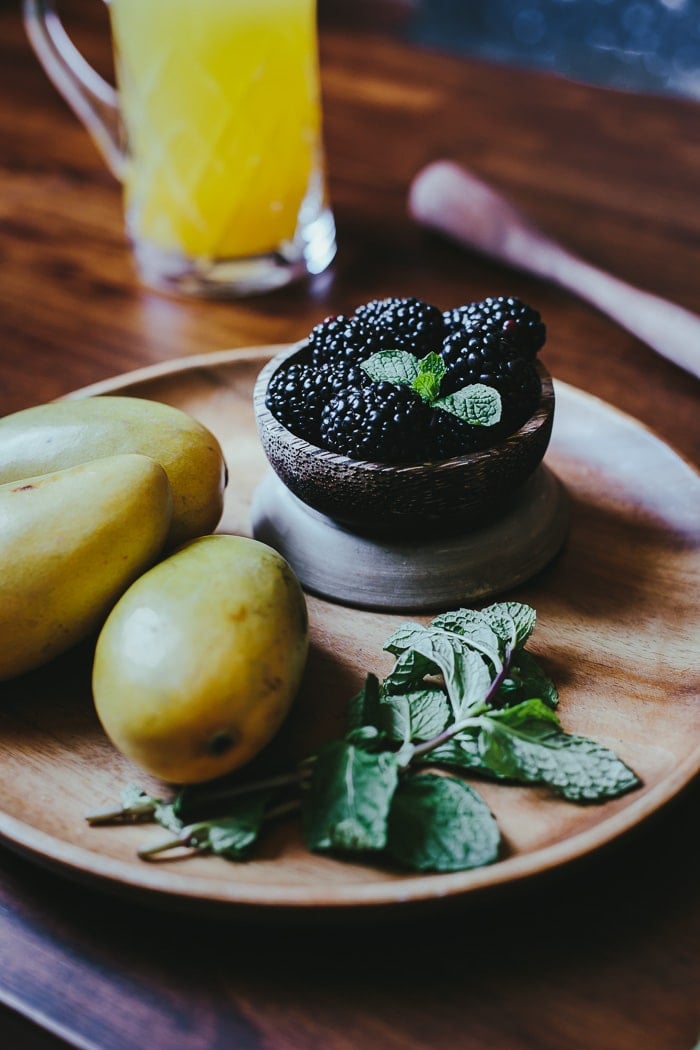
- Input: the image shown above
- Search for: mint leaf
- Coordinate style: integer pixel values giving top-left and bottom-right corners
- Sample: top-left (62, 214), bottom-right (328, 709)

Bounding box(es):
top-left (480, 700), bottom-right (640, 802)
top-left (386, 773), bottom-right (500, 871)
top-left (383, 645), bottom-right (437, 692)
top-left (384, 626), bottom-right (492, 718)
top-left (429, 611), bottom-right (504, 671)
top-left (431, 602), bottom-right (536, 658)
top-left (413, 352), bottom-right (447, 402)
top-left (383, 621), bottom-right (428, 656)
top-left (152, 799), bottom-right (184, 834)
top-left (303, 740), bottom-right (400, 852)
top-left (378, 684), bottom-right (452, 745)
top-left (430, 607), bottom-right (490, 636)
top-left (92, 601), bottom-right (643, 878)
top-left (418, 351), bottom-right (446, 377)
top-left (361, 350), bottom-right (419, 386)
top-left (204, 819), bottom-right (259, 859)
top-left (119, 785), bottom-right (166, 823)
top-left (486, 697), bottom-right (562, 732)
top-left (497, 649), bottom-right (558, 709)
top-left (186, 793), bottom-right (271, 859)
top-left (86, 783), bottom-right (182, 831)
top-left (433, 383), bottom-right (502, 426)
top-left (359, 350), bottom-right (449, 403)
top-left (425, 727), bottom-right (484, 773)
top-left (134, 791), bottom-right (276, 862)
top-left (482, 601), bottom-right (536, 649)
top-left (383, 623), bottom-right (440, 691)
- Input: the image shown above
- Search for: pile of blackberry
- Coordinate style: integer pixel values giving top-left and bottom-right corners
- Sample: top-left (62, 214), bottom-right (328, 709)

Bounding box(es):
top-left (265, 295), bottom-right (546, 463)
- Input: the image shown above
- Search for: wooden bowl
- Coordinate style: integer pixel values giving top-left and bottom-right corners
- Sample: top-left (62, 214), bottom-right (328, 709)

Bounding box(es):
top-left (253, 343), bottom-right (555, 537)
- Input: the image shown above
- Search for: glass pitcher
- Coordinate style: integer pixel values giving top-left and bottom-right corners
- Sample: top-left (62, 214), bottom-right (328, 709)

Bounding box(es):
top-left (23, 0), bottom-right (337, 297)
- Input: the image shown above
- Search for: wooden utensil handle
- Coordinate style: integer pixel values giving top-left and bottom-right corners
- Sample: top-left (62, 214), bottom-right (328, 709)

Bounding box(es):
top-left (409, 161), bottom-right (700, 381)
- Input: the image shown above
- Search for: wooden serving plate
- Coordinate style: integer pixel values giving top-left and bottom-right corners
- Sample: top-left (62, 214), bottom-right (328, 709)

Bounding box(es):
top-left (0, 346), bottom-right (698, 916)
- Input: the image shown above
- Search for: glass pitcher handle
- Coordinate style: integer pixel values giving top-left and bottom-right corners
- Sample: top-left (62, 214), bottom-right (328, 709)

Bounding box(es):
top-left (23, 0), bottom-right (124, 179)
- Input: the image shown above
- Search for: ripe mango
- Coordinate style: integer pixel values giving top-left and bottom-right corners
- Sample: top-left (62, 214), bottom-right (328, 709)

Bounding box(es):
top-left (92, 535), bottom-right (309, 784)
top-left (0, 454), bottom-right (172, 681)
top-left (0, 396), bottom-right (227, 548)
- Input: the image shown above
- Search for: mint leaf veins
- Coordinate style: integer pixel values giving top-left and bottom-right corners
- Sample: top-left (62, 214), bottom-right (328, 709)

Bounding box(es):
top-left (386, 772), bottom-right (500, 872)
top-left (302, 740), bottom-right (400, 853)
top-left (361, 350), bottom-right (502, 426)
top-left (361, 350), bottom-right (420, 387)
top-left (433, 384), bottom-right (502, 426)
top-left (413, 352), bottom-right (447, 402)
top-left (91, 601), bottom-right (641, 876)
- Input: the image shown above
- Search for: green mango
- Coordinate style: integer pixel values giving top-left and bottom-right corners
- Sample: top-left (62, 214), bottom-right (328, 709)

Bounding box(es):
top-left (0, 396), bottom-right (227, 547)
top-left (0, 454), bottom-right (172, 681)
top-left (93, 535), bottom-right (308, 784)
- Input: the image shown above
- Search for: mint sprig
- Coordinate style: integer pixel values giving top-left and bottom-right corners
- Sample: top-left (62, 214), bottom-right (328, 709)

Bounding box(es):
top-left (361, 350), bottom-right (502, 426)
top-left (302, 741), bottom-right (400, 852)
top-left (360, 350), bottom-right (420, 388)
top-left (387, 773), bottom-right (501, 872)
top-left (85, 783), bottom-right (181, 832)
top-left (137, 792), bottom-right (276, 861)
top-left (480, 700), bottom-right (640, 802)
top-left (89, 602), bottom-right (640, 874)
top-left (433, 384), bottom-right (502, 426)
top-left (413, 352), bottom-right (447, 403)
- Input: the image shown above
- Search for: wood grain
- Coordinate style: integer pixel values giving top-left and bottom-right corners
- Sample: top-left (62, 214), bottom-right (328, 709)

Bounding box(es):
top-left (1, 2), bottom-right (699, 472)
top-left (1, 0), bottom-right (699, 1047)
top-left (0, 347), bottom-right (697, 913)
top-left (408, 160), bottom-right (700, 379)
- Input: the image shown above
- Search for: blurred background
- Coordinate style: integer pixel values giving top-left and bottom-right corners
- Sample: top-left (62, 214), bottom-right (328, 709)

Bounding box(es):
top-left (327, 0), bottom-right (700, 98)
top-left (10, 0), bottom-right (699, 99)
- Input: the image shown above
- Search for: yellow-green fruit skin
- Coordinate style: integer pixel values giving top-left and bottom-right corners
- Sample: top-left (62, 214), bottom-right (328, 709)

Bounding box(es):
top-left (0, 396), bottom-right (227, 547)
top-left (92, 535), bottom-right (309, 785)
top-left (0, 454), bottom-right (172, 681)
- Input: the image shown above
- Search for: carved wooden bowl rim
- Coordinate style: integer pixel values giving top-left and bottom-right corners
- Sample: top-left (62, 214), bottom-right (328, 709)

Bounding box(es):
top-left (253, 341), bottom-right (554, 480)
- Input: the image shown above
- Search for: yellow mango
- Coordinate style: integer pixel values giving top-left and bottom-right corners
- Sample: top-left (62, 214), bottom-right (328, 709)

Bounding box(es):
top-left (0, 454), bottom-right (172, 681)
top-left (92, 535), bottom-right (308, 784)
top-left (0, 396), bottom-right (227, 547)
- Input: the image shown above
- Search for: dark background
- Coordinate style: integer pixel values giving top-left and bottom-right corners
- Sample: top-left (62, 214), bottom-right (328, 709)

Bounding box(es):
top-left (325, 0), bottom-right (700, 98)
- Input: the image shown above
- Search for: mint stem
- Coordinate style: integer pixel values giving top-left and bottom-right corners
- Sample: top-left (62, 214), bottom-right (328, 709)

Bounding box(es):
top-left (182, 768), bottom-right (309, 808)
top-left (85, 799), bottom-right (158, 826)
top-left (406, 645), bottom-right (514, 767)
top-left (138, 830), bottom-right (195, 860)
top-left (137, 799), bottom-right (303, 862)
top-left (266, 798), bottom-right (302, 822)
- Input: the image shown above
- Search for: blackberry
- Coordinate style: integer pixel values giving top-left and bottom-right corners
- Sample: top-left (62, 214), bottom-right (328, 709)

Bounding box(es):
top-left (265, 360), bottom-right (371, 444)
top-left (440, 328), bottom-right (541, 434)
top-left (351, 296), bottom-right (445, 356)
top-left (443, 296), bottom-right (545, 360)
top-left (320, 381), bottom-right (431, 463)
top-left (307, 314), bottom-right (371, 367)
top-left (441, 327), bottom-right (495, 373)
top-left (270, 294), bottom-right (546, 466)
top-left (427, 408), bottom-right (487, 460)
top-left (320, 360), bottom-right (373, 411)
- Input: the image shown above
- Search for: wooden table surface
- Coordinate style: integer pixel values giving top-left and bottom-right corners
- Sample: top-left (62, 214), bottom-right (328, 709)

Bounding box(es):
top-left (1, 2), bottom-right (698, 1048)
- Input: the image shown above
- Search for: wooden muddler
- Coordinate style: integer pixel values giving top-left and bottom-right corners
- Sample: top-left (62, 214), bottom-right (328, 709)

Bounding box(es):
top-left (409, 160), bottom-right (700, 381)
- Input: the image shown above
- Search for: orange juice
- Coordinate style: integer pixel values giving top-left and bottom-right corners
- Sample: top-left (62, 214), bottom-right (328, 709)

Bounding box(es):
top-left (109, 0), bottom-right (322, 260)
